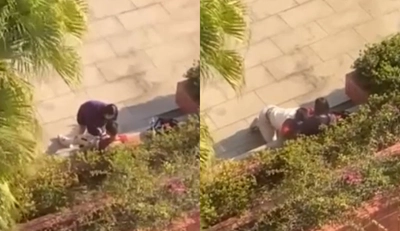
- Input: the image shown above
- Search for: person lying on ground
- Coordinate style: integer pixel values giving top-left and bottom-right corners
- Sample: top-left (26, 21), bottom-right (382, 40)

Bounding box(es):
top-left (97, 121), bottom-right (143, 150)
top-left (280, 109), bottom-right (350, 140)
top-left (310, 97), bottom-right (350, 120)
top-left (250, 105), bottom-right (311, 148)
top-left (279, 97), bottom-right (351, 142)
top-left (97, 118), bottom-right (179, 150)
top-left (313, 97), bottom-right (330, 115)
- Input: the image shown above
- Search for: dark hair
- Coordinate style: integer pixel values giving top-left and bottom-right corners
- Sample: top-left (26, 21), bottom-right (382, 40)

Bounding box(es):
top-left (102, 104), bottom-right (118, 118)
top-left (294, 107), bottom-right (309, 122)
top-left (105, 121), bottom-right (119, 137)
top-left (314, 97), bottom-right (330, 115)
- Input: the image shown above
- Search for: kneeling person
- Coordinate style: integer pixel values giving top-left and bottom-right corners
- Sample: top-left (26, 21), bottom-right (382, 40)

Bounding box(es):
top-left (58, 101), bottom-right (118, 147)
top-left (250, 105), bottom-right (310, 148)
top-left (77, 100), bottom-right (118, 136)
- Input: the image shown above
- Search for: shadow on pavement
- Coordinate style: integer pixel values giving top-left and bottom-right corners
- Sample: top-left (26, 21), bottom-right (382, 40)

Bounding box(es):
top-left (117, 94), bottom-right (181, 133)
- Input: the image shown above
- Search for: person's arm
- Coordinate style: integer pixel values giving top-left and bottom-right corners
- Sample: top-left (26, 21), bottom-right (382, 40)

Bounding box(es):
top-left (112, 109), bottom-right (118, 121)
top-left (77, 105), bottom-right (86, 134)
top-left (86, 126), bottom-right (102, 136)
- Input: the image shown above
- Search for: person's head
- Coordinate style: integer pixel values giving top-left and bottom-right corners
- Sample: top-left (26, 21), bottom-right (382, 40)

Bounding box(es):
top-left (314, 97), bottom-right (330, 115)
top-left (101, 104), bottom-right (118, 120)
top-left (105, 121), bottom-right (119, 137)
top-left (294, 107), bottom-right (309, 122)
top-left (281, 118), bottom-right (301, 140)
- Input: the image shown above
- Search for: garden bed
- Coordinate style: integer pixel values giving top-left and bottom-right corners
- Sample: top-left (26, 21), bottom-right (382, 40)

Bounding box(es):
top-left (206, 142), bottom-right (400, 231)
top-left (12, 118), bottom-right (200, 231)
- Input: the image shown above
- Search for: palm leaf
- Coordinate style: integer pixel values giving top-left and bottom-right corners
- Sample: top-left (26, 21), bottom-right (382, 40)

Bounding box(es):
top-left (0, 0), bottom-right (87, 227)
top-left (0, 0), bottom-right (87, 85)
top-left (200, 0), bottom-right (248, 170)
top-left (200, 116), bottom-right (215, 171)
top-left (200, 0), bottom-right (248, 91)
top-left (0, 65), bottom-right (39, 229)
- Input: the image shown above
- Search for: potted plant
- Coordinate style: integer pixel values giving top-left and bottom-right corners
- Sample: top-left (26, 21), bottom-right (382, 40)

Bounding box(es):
top-left (345, 70), bottom-right (369, 105)
top-left (347, 33), bottom-right (400, 105)
top-left (175, 61), bottom-right (200, 114)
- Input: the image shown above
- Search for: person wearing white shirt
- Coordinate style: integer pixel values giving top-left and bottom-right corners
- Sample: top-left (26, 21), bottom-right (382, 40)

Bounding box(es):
top-left (250, 105), bottom-right (308, 148)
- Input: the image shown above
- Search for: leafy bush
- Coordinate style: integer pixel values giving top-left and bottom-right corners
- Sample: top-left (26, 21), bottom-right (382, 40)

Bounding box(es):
top-left (12, 157), bottom-right (78, 222)
top-left (247, 151), bottom-right (400, 231)
top-left (12, 117), bottom-right (199, 230)
top-left (201, 160), bottom-right (258, 226)
top-left (200, 92), bottom-right (400, 229)
top-left (353, 33), bottom-right (400, 93)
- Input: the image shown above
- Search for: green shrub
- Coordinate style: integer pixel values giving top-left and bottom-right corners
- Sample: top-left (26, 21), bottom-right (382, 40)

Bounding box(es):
top-left (249, 153), bottom-right (400, 231)
top-left (200, 160), bottom-right (258, 226)
top-left (13, 117), bottom-right (200, 230)
top-left (12, 156), bottom-right (78, 222)
top-left (353, 33), bottom-right (400, 93)
top-left (200, 92), bottom-right (400, 229)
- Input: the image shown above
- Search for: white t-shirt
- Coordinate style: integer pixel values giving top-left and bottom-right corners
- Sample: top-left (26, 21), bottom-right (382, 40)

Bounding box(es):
top-left (268, 106), bottom-right (298, 130)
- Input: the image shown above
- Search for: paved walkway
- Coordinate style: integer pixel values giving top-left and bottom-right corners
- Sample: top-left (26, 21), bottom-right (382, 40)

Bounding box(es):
top-left (202, 0), bottom-right (400, 158)
top-left (34, 0), bottom-right (199, 151)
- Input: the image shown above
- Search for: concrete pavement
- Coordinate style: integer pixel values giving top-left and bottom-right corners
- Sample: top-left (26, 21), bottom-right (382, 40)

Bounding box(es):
top-left (34, 0), bottom-right (199, 151)
top-left (202, 0), bottom-right (400, 158)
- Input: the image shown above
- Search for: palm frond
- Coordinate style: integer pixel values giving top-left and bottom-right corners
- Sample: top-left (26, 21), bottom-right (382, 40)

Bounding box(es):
top-left (200, 0), bottom-right (248, 170)
top-left (0, 65), bottom-right (40, 230)
top-left (203, 49), bottom-right (245, 92)
top-left (200, 116), bottom-right (215, 171)
top-left (200, 0), bottom-right (248, 92)
top-left (0, 0), bottom-right (86, 227)
top-left (0, 0), bottom-right (87, 85)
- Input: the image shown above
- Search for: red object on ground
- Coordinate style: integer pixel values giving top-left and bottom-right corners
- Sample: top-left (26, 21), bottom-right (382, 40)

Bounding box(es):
top-left (345, 71), bottom-right (369, 105)
top-left (116, 134), bottom-right (129, 143)
top-left (175, 80), bottom-right (199, 114)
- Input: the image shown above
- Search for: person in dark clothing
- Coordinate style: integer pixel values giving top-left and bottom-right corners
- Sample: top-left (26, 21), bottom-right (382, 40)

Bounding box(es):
top-left (57, 101), bottom-right (118, 148)
top-left (313, 97), bottom-right (330, 115)
top-left (279, 107), bottom-right (307, 139)
top-left (294, 107), bottom-right (309, 122)
top-left (77, 100), bottom-right (118, 136)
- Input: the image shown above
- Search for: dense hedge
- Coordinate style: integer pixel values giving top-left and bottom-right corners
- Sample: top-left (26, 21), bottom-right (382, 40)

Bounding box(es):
top-left (11, 117), bottom-right (199, 230)
top-left (201, 92), bottom-right (400, 230)
top-left (353, 33), bottom-right (400, 94)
